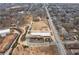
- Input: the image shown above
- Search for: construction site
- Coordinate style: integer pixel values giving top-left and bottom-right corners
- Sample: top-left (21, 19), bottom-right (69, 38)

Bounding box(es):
top-left (12, 14), bottom-right (59, 55)
top-left (0, 3), bottom-right (79, 55)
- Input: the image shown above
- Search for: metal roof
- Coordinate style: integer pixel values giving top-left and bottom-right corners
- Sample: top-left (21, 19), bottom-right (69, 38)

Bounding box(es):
top-left (0, 29), bottom-right (10, 34)
top-left (30, 32), bottom-right (50, 36)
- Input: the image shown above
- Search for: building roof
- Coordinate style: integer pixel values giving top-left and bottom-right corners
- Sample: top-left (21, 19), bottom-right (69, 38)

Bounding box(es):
top-left (30, 32), bottom-right (51, 36)
top-left (0, 29), bottom-right (10, 34)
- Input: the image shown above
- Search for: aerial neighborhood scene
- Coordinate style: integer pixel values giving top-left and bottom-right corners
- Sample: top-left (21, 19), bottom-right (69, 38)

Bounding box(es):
top-left (0, 3), bottom-right (79, 55)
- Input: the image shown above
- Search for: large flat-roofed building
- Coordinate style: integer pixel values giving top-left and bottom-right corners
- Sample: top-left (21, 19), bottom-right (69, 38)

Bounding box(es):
top-left (0, 29), bottom-right (10, 37)
top-left (30, 32), bottom-right (51, 36)
top-left (24, 18), bottom-right (53, 47)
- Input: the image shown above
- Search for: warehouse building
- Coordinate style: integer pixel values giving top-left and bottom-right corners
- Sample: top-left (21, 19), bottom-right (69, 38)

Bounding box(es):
top-left (0, 29), bottom-right (10, 37)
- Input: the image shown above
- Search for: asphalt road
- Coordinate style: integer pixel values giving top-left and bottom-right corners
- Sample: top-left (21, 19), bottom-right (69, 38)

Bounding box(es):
top-left (45, 6), bottom-right (67, 55)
